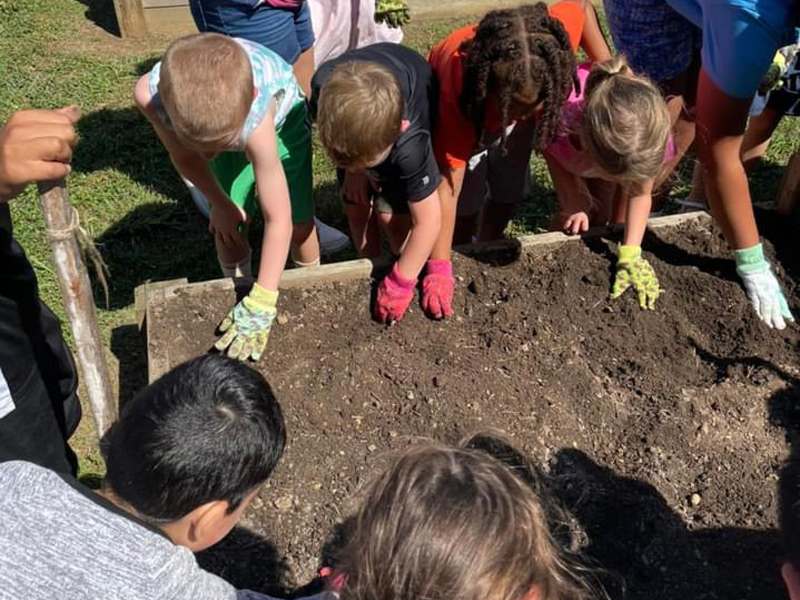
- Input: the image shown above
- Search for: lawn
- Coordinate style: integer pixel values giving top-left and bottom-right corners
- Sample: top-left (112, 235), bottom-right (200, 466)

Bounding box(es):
top-left (1, 0), bottom-right (798, 479)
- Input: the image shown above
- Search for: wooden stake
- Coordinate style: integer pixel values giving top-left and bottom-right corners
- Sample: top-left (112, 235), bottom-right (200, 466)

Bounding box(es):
top-left (37, 179), bottom-right (116, 437)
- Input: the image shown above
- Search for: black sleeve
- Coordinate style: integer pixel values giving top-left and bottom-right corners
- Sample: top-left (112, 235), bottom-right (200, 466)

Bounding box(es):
top-left (382, 130), bottom-right (441, 204)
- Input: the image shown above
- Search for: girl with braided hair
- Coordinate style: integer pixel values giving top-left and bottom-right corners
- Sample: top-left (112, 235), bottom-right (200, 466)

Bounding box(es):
top-left (422, 1), bottom-right (610, 320)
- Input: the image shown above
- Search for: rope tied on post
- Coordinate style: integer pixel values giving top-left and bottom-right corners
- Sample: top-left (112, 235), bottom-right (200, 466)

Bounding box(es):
top-left (44, 207), bottom-right (110, 308)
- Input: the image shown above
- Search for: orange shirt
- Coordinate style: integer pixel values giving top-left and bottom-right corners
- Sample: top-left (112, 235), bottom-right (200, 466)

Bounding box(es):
top-left (429, 0), bottom-right (585, 170)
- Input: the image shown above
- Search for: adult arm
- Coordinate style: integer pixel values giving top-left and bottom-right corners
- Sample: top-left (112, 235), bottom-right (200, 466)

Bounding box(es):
top-left (0, 108), bottom-right (79, 202)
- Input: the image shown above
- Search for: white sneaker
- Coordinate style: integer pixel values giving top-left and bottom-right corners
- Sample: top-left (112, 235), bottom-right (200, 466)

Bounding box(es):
top-left (315, 217), bottom-right (350, 255)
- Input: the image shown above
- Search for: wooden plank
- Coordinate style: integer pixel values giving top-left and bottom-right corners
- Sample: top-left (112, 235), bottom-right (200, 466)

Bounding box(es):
top-left (142, 0), bottom-right (188, 8)
top-left (776, 152), bottom-right (800, 216)
top-left (113, 0), bottom-right (147, 38)
top-left (143, 6), bottom-right (198, 36)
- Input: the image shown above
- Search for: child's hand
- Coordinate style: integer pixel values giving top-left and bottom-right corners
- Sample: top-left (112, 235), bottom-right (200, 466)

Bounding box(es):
top-left (343, 170), bottom-right (377, 205)
top-left (374, 263), bottom-right (416, 324)
top-left (563, 211), bottom-right (589, 235)
top-left (421, 259), bottom-right (455, 320)
top-left (209, 200), bottom-right (247, 245)
top-left (735, 243), bottom-right (794, 330)
top-left (215, 283), bottom-right (277, 361)
top-left (611, 245), bottom-right (662, 310)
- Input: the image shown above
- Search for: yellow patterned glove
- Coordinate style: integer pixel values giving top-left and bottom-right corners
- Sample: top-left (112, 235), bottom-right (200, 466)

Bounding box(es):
top-left (610, 245), bottom-right (661, 310)
top-left (215, 283), bottom-right (278, 362)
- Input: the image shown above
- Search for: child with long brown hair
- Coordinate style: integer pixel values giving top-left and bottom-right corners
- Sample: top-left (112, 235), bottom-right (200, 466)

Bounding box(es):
top-left (544, 56), bottom-right (674, 310)
top-left (425, 1), bottom-right (610, 320)
top-left (325, 439), bottom-right (593, 600)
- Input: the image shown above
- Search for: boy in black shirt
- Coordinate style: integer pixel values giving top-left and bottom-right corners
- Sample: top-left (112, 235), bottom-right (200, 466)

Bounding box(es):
top-left (310, 43), bottom-right (442, 324)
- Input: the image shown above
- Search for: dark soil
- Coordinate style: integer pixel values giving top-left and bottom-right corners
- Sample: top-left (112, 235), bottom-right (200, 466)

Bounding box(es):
top-left (149, 214), bottom-right (800, 600)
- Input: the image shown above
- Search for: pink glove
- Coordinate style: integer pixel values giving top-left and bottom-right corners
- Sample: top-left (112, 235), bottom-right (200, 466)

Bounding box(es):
top-left (375, 262), bottom-right (417, 323)
top-left (421, 259), bottom-right (455, 320)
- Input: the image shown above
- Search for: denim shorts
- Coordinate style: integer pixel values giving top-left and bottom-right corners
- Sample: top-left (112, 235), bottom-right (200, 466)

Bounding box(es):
top-left (603, 0), bottom-right (702, 83)
top-left (190, 0), bottom-right (315, 64)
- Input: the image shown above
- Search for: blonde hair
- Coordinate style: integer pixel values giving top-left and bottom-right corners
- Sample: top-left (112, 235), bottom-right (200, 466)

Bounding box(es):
top-left (158, 33), bottom-right (253, 149)
top-left (581, 56), bottom-right (672, 182)
top-left (335, 438), bottom-right (592, 600)
top-left (317, 61), bottom-right (404, 169)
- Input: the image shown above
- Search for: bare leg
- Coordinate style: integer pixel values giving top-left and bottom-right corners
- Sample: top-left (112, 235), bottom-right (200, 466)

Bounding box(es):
top-left (376, 211), bottom-right (412, 255)
top-left (741, 106), bottom-right (783, 172)
top-left (215, 226), bottom-right (251, 264)
top-left (344, 202), bottom-right (382, 258)
top-left (292, 46), bottom-right (315, 98)
top-left (290, 218), bottom-right (320, 265)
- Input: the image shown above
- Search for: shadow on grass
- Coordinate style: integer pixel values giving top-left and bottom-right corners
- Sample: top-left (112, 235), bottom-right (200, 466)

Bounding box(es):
top-left (111, 323), bottom-right (149, 412)
top-left (197, 526), bottom-right (292, 596)
top-left (75, 0), bottom-right (120, 37)
top-left (93, 201), bottom-right (217, 310)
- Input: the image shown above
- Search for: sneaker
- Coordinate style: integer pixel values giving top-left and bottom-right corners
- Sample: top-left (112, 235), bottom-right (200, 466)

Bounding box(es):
top-left (315, 217), bottom-right (350, 255)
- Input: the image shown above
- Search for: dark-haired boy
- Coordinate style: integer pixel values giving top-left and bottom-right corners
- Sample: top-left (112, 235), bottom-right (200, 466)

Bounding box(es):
top-left (0, 354), bottom-right (287, 599)
top-left (310, 43), bottom-right (442, 324)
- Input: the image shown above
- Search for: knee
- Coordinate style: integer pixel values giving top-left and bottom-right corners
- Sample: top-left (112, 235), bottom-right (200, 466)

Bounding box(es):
top-left (292, 219), bottom-right (315, 244)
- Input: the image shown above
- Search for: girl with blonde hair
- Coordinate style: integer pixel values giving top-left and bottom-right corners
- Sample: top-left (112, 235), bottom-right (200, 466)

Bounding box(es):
top-left (545, 56), bottom-right (674, 310)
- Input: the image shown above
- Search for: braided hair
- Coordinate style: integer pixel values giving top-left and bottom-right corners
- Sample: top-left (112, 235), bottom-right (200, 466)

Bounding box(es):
top-left (458, 3), bottom-right (578, 153)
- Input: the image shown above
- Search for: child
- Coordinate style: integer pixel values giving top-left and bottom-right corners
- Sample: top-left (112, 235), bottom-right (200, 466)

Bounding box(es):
top-left (135, 33), bottom-right (317, 361)
top-left (544, 56), bottom-right (674, 309)
top-left (187, 0), bottom-right (350, 255)
top-left (324, 439), bottom-right (591, 600)
top-left (310, 43), bottom-right (442, 323)
top-left (0, 354), bottom-right (287, 599)
top-left (425, 1), bottom-right (608, 320)
top-left (634, 0), bottom-right (795, 330)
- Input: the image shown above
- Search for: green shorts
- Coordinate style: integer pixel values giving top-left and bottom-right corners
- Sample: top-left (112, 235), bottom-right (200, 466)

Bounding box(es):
top-left (211, 101), bottom-right (314, 224)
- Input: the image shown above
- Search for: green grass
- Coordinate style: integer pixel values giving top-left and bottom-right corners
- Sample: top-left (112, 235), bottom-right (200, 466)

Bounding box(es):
top-left (2, 1), bottom-right (798, 477)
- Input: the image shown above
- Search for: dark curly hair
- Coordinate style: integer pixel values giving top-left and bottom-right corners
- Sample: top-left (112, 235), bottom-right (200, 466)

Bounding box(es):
top-left (458, 3), bottom-right (578, 153)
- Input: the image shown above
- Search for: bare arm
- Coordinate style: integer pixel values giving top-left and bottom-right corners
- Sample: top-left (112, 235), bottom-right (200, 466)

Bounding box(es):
top-left (133, 75), bottom-right (232, 212)
top-left (246, 110), bottom-right (293, 292)
top-left (578, 0), bottom-right (612, 63)
top-left (430, 165), bottom-right (465, 261)
top-left (397, 189), bottom-right (442, 280)
top-left (694, 68), bottom-right (759, 249)
top-left (622, 178), bottom-right (653, 247)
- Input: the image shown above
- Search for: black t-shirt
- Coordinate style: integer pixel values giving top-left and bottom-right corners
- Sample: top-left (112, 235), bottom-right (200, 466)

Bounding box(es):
top-left (310, 43), bottom-right (441, 208)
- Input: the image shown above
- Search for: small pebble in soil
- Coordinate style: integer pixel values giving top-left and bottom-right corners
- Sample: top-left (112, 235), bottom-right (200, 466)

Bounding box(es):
top-left (276, 314), bottom-right (289, 325)
top-left (690, 493), bottom-right (702, 507)
top-left (406, 391), bottom-right (415, 400)
top-left (368, 444), bottom-right (377, 452)
top-left (433, 376), bottom-right (441, 387)
top-left (274, 495), bottom-right (294, 511)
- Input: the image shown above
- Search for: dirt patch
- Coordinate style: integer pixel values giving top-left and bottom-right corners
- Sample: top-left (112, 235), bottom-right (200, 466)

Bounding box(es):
top-left (148, 214), bottom-right (800, 600)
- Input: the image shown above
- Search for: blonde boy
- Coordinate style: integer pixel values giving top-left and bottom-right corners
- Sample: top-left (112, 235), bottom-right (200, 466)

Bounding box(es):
top-left (310, 44), bottom-right (442, 323)
top-left (135, 33), bottom-right (318, 360)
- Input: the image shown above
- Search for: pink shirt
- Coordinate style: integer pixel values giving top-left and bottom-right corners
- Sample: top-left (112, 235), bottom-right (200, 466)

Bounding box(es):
top-left (545, 62), bottom-right (676, 178)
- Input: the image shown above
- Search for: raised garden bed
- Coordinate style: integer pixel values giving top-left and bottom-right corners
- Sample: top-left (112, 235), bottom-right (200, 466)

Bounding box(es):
top-left (139, 212), bottom-right (800, 600)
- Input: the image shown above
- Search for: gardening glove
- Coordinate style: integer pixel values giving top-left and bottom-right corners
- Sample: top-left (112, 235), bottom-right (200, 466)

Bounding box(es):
top-left (375, 262), bottom-right (416, 324)
top-left (610, 245), bottom-right (661, 310)
top-left (421, 259), bottom-right (455, 320)
top-left (735, 243), bottom-right (794, 330)
top-left (374, 0), bottom-right (410, 28)
top-left (215, 283), bottom-right (278, 361)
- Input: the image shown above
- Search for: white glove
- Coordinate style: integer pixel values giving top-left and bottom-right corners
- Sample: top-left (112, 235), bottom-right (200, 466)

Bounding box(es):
top-left (735, 243), bottom-right (794, 330)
